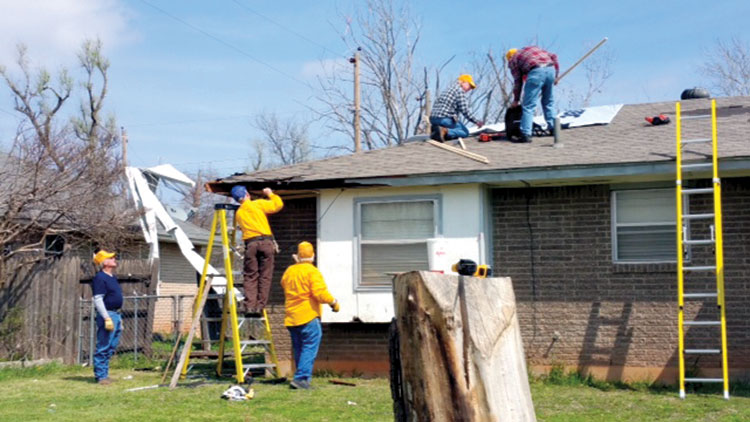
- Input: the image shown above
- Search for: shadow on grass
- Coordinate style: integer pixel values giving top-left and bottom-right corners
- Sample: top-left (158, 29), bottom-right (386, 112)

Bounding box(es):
top-left (538, 364), bottom-right (750, 398)
top-left (62, 375), bottom-right (97, 384)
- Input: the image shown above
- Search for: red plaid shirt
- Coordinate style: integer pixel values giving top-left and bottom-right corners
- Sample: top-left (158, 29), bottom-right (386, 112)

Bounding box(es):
top-left (509, 46), bottom-right (559, 102)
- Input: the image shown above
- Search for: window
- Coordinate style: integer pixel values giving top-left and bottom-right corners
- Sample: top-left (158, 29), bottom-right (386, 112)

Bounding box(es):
top-left (612, 189), bottom-right (677, 262)
top-left (356, 197), bottom-right (440, 289)
top-left (44, 235), bottom-right (65, 258)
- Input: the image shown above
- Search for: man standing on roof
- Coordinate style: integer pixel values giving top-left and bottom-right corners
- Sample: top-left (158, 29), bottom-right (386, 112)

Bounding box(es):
top-left (91, 249), bottom-right (123, 385)
top-left (429, 74), bottom-right (484, 141)
top-left (231, 185), bottom-right (284, 317)
top-left (281, 241), bottom-right (340, 390)
top-left (507, 46), bottom-right (560, 143)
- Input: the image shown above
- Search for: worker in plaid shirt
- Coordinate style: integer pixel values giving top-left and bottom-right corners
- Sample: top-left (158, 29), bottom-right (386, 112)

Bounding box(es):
top-left (429, 74), bottom-right (483, 141)
top-left (507, 46), bottom-right (559, 143)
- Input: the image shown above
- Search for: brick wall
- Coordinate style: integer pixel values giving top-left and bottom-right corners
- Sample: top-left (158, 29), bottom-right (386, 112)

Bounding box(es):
top-left (152, 283), bottom-right (197, 334)
top-left (491, 178), bottom-right (750, 382)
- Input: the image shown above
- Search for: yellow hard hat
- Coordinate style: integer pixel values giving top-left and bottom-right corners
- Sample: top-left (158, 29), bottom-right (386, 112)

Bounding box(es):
top-left (297, 241), bottom-right (314, 259)
top-left (93, 250), bottom-right (115, 266)
top-left (458, 74), bottom-right (476, 89)
top-left (506, 48), bottom-right (518, 62)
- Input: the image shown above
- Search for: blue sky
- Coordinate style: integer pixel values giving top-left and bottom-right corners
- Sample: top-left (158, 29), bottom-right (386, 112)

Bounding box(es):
top-left (0, 0), bottom-right (748, 179)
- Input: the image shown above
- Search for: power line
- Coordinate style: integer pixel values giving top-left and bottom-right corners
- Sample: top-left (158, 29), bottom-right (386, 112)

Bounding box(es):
top-left (139, 0), bottom-right (314, 90)
top-left (230, 0), bottom-right (348, 60)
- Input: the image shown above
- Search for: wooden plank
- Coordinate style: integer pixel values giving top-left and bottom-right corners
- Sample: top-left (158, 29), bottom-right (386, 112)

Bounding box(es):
top-left (426, 140), bottom-right (490, 164)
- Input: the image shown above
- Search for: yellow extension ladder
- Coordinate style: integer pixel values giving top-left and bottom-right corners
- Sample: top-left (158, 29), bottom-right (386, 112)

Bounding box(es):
top-left (180, 203), bottom-right (280, 383)
top-left (675, 99), bottom-right (729, 399)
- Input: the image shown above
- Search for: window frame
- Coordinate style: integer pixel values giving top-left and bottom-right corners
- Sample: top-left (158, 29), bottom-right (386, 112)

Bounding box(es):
top-left (353, 194), bottom-right (442, 291)
top-left (611, 188), bottom-right (684, 264)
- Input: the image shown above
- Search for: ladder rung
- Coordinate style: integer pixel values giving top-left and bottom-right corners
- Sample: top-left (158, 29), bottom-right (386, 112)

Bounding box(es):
top-left (681, 138), bottom-right (711, 144)
top-left (244, 363), bottom-right (276, 369)
top-left (681, 114), bottom-right (711, 120)
top-left (240, 340), bottom-right (271, 346)
top-left (683, 292), bottom-right (718, 299)
top-left (682, 188), bottom-right (714, 195)
top-left (682, 213), bottom-right (714, 220)
top-left (683, 265), bottom-right (716, 272)
top-left (685, 378), bottom-right (724, 383)
top-left (684, 239), bottom-right (714, 245)
top-left (684, 321), bottom-right (721, 326)
top-left (681, 163), bottom-right (713, 170)
top-left (684, 349), bottom-right (721, 354)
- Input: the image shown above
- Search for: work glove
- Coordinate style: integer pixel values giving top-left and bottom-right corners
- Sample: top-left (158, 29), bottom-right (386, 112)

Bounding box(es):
top-left (330, 300), bottom-right (340, 313)
top-left (104, 318), bottom-right (114, 331)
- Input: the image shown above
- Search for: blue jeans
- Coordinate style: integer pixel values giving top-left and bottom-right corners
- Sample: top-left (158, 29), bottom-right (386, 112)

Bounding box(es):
top-left (430, 116), bottom-right (469, 139)
top-left (287, 318), bottom-right (322, 382)
top-left (94, 311), bottom-right (122, 381)
top-left (520, 65), bottom-right (556, 136)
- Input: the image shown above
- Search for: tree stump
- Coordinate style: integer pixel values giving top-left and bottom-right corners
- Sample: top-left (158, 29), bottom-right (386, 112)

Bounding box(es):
top-left (392, 271), bottom-right (536, 422)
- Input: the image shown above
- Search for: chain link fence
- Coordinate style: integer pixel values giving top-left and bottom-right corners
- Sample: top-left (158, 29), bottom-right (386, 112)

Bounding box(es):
top-left (77, 294), bottom-right (196, 365)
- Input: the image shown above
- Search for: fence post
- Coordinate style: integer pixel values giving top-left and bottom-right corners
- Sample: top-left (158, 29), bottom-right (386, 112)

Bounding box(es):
top-left (77, 298), bottom-right (83, 364)
top-left (134, 295), bottom-right (139, 362)
top-left (88, 300), bottom-right (95, 367)
top-left (172, 294), bottom-right (180, 336)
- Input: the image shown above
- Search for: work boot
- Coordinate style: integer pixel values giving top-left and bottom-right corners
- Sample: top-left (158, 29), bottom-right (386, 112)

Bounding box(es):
top-left (98, 378), bottom-right (112, 385)
top-left (439, 127), bottom-right (449, 142)
top-left (512, 133), bottom-right (532, 144)
top-left (290, 379), bottom-right (311, 390)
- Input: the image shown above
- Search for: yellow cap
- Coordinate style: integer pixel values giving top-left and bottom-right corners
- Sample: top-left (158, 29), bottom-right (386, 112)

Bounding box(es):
top-left (458, 74), bottom-right (476, 89)
top-left (93, 250), bottom-right (115, 266)
top-left (297, 241), bottom-right (314, 259)
top-left (506, 48), bottom-right (518, 62)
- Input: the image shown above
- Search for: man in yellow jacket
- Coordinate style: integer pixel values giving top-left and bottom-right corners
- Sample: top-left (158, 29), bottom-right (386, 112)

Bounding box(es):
top-left (281, 241), bottom-right (340, 390)
top-left (231, 185), bottom-right (284, 316)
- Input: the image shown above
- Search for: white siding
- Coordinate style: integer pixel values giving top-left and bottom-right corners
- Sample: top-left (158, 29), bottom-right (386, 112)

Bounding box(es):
top-left (318, 184), bottom-right (487, 323)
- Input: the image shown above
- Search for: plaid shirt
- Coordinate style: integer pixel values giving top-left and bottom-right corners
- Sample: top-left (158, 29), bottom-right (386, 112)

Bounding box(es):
top-left (430, 82), bottom-right (479, 124)
top-left (509, 46), bottom-right (559, 102)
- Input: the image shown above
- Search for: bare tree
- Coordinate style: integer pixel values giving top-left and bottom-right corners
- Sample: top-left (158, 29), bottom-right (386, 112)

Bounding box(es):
top-left (0, 41), bottom-right (136, 270)
top-left (699, 36), bottom-right (750, 97)
top-left (251, 111), bottom-right (313, 167)
top-left (316, 0), bottom-right (423, 150)
top-left (177, 169), bottom-right (225, 230)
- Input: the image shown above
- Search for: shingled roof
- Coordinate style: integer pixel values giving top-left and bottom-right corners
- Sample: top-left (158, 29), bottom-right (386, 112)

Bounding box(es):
top-left (207, 96), bottom-right (750, 195)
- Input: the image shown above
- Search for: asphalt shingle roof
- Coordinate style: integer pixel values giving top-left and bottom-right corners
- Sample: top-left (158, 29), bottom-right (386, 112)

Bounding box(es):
top-left (208, 96), bottom-right (750, 194)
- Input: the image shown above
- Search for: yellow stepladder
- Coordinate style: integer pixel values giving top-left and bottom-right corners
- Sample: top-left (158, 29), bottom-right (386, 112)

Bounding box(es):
top-left (180, 203), bottom-right (279, 384)
top-left (675, 99), bottom-right (730, 400)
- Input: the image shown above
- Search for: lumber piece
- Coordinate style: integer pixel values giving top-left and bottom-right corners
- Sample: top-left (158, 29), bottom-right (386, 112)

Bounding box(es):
top-left (426, 140), bottom-right (489, 164)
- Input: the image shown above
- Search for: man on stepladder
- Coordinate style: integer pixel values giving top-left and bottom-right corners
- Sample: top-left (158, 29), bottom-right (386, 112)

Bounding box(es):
top-left (231, 185), bottom-right (284, 317)
top-left (281, 241), bottom-right (340, 390)
top-left (91, 249), bottom-right (123, 385)
top-left (507, 46), bottom-right (559, 143)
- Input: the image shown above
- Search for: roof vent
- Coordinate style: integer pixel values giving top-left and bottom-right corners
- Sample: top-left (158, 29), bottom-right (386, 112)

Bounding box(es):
top-left (680, 87), bottom-right (710, 100)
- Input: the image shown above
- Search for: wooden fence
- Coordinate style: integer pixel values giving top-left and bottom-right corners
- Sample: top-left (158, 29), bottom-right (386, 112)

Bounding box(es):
top-left (0, 256), bottom-right (156, 364)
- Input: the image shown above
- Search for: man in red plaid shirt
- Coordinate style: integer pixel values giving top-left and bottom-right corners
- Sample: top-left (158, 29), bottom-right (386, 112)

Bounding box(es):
top-left (507, 46), bottom-right (559, 143)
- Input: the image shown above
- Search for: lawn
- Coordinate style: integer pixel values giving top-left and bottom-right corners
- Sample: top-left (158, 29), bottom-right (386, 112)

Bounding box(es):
top-left (1, 361), bottom-right (749, 421)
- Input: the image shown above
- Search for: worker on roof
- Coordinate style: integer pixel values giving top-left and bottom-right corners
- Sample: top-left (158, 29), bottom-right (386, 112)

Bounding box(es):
top-left (231, 185), bottom-right (284, 317)
top-left (507, 46), bottom-right (559, 143)
top-left (281, 241), bottom-right (340, 390)
top-left (91, 249), bottom-right (123, 385)
top-left (429, 74), bottom-right (484, 142)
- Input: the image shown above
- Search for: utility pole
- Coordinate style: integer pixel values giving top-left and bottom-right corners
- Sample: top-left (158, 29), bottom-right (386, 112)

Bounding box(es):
top-left (121, 126), bottom-right (128, 168)
top-left (350, 48), bottom-right (362, 153)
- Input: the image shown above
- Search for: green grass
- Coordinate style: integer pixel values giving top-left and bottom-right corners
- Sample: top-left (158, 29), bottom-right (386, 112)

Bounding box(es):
top-left (1, 361), bottom-right (749, 421)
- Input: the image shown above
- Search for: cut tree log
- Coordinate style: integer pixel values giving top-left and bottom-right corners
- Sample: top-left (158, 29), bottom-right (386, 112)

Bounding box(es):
top-left (392, 271), bottom-right (536, 422)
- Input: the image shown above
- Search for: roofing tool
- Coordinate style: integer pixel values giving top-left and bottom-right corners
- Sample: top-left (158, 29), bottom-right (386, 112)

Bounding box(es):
top-left (555, 37), bottom-right (608, 84)
top-left (451, 259), bottom-right (492, 278)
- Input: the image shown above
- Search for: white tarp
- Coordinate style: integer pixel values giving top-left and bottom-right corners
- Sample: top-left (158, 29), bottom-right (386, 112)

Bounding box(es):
top-left (469, 103), bottom-right (624, 134)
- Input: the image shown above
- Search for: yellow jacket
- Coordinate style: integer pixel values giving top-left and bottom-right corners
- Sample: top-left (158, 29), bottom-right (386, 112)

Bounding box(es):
top-left (236, 193), bottom-right (284, 240)
top-left (281, 262), bottom-right (335, 327)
